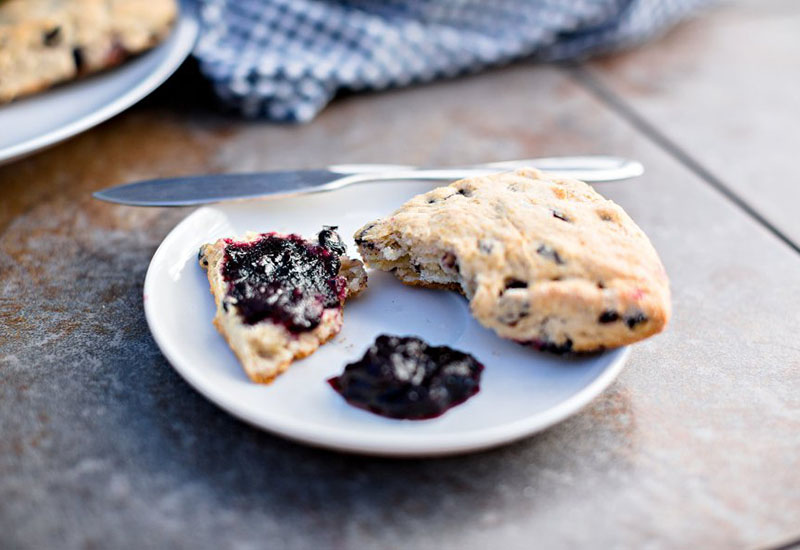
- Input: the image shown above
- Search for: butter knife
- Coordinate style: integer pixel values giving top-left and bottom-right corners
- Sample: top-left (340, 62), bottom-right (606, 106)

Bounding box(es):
top-left (93, 156), bottom-right (643, 207)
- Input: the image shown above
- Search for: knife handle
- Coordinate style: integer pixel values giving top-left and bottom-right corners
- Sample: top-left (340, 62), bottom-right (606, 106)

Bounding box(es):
top-left (329, 156), bottom-right (644, 184)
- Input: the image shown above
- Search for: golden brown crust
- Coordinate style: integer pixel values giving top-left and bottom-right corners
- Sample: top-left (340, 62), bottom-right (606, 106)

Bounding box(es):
top-left (355, 168), bottom-right (671, 352)
top-left (391, 277), bottom-right (465, 294)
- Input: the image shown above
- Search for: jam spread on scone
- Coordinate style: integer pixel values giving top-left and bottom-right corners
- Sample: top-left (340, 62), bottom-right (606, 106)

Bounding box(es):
top-left (200, 227), bottom-right (367, 384)
top-left (328, 335), bottom-right (483, 420)
top-left (221, 232), bottom-right (347, 332)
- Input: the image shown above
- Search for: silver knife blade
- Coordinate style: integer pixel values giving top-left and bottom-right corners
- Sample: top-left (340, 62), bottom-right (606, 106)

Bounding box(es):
top-left (93, 170), bottom-right (342, 207)
top-left (93, 156), bottom-right (644, 207)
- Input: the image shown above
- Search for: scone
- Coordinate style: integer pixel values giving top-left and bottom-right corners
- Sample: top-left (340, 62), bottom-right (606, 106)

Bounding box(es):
top-left (0, 0), bottom-right (177, 103)
top-left (354, 168), bottom-right (670, 353)
top-left (200, 227), bottom-right (368, 383)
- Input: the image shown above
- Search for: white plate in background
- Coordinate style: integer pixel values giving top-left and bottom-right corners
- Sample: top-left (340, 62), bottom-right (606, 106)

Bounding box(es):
top-left (0, 9), bottom-right (198, 166)
top-left (144, 181), bottom-right (629, 457)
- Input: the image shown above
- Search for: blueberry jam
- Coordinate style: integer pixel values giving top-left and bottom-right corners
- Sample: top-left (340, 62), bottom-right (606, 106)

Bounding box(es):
top-left (328, 335), bottom-right (484, 420)
top-left (221, 229), bottom-right (347, 332)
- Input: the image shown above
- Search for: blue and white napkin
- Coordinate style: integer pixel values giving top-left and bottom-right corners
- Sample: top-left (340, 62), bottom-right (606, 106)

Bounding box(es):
top-left (193, 0), bottom-right (710, 122)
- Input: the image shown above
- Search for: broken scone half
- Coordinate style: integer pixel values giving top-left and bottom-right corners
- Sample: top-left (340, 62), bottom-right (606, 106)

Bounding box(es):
top-left (200, 227), bottom-right (367, 383)
top-left (354, 168), bottom-right (670, 353)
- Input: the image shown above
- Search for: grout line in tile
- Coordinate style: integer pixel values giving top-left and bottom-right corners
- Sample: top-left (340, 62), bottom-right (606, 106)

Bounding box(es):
top-left (759, 535), bottom-right (800, 550)
top-left (562, 62), bottom-right (800, 257)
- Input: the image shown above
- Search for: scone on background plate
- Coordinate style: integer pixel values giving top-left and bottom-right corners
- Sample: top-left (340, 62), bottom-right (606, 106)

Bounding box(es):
top-left (355, 168), bottom-right (670, 353)
top-left (200, 227), bottom-right (367, 383)
top-left (0, 0), bottom-right (177, 103)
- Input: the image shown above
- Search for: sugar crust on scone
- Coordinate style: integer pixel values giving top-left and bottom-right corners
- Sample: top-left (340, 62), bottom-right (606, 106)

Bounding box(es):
top-left (354, 168), bottom-right (670, 352)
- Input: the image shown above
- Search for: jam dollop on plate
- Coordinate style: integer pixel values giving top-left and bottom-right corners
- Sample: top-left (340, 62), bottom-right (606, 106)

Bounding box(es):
top-left (221, 228), bottom-right (347, 333)
top-left (328, 335), bottom-right (484, 420)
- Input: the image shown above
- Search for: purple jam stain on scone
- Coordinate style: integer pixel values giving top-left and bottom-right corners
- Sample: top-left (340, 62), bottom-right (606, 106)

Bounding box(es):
top-left (199, 226), bottom-right (368, 384)
top-left (221, 230), bottom-right (347, 332)
top-left (328, 335), bottom-right (484, 420)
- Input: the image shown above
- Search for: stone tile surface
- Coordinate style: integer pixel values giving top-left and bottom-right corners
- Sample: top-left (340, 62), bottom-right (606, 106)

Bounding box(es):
top-left (589, 0), bottom-right (800, 246)
top-left (1, 63), bottom-right (799, 550)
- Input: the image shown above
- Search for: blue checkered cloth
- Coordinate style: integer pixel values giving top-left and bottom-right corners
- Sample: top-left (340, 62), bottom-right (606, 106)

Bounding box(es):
top-left (193, 0), bottom-right (710, 122)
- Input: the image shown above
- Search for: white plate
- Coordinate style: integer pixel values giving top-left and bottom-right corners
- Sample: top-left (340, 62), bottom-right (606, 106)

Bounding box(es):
top-left (144, 181), bottom-right (629, 457)
top-left (0, 10), bottom-right (198, 166)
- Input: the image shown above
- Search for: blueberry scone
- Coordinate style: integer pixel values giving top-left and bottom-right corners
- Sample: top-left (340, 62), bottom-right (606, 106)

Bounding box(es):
top-left (354, 168), bottom-right (670, 353)
top-left (0, 0), bottom-right (177, 103)
top-left (199, 227), bottom-right (368, 383)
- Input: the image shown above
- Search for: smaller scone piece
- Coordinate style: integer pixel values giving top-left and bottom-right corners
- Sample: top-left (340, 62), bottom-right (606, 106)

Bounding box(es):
top-left (354, 168), bottom-right (670, 353)
top-left (200, 227), bottom-right (367, 383)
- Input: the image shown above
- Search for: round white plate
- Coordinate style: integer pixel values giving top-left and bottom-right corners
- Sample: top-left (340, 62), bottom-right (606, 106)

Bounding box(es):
top-left (144, 181), bottom-right (629, 457)
top-left (0, 9), bottom-right (199, 166)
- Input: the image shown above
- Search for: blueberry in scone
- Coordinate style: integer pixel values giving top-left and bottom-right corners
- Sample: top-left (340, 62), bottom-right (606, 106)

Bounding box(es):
top-left (199, 227), bottom-right (367, 383)
top-left (354, 168), bottom-right (670, 352)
